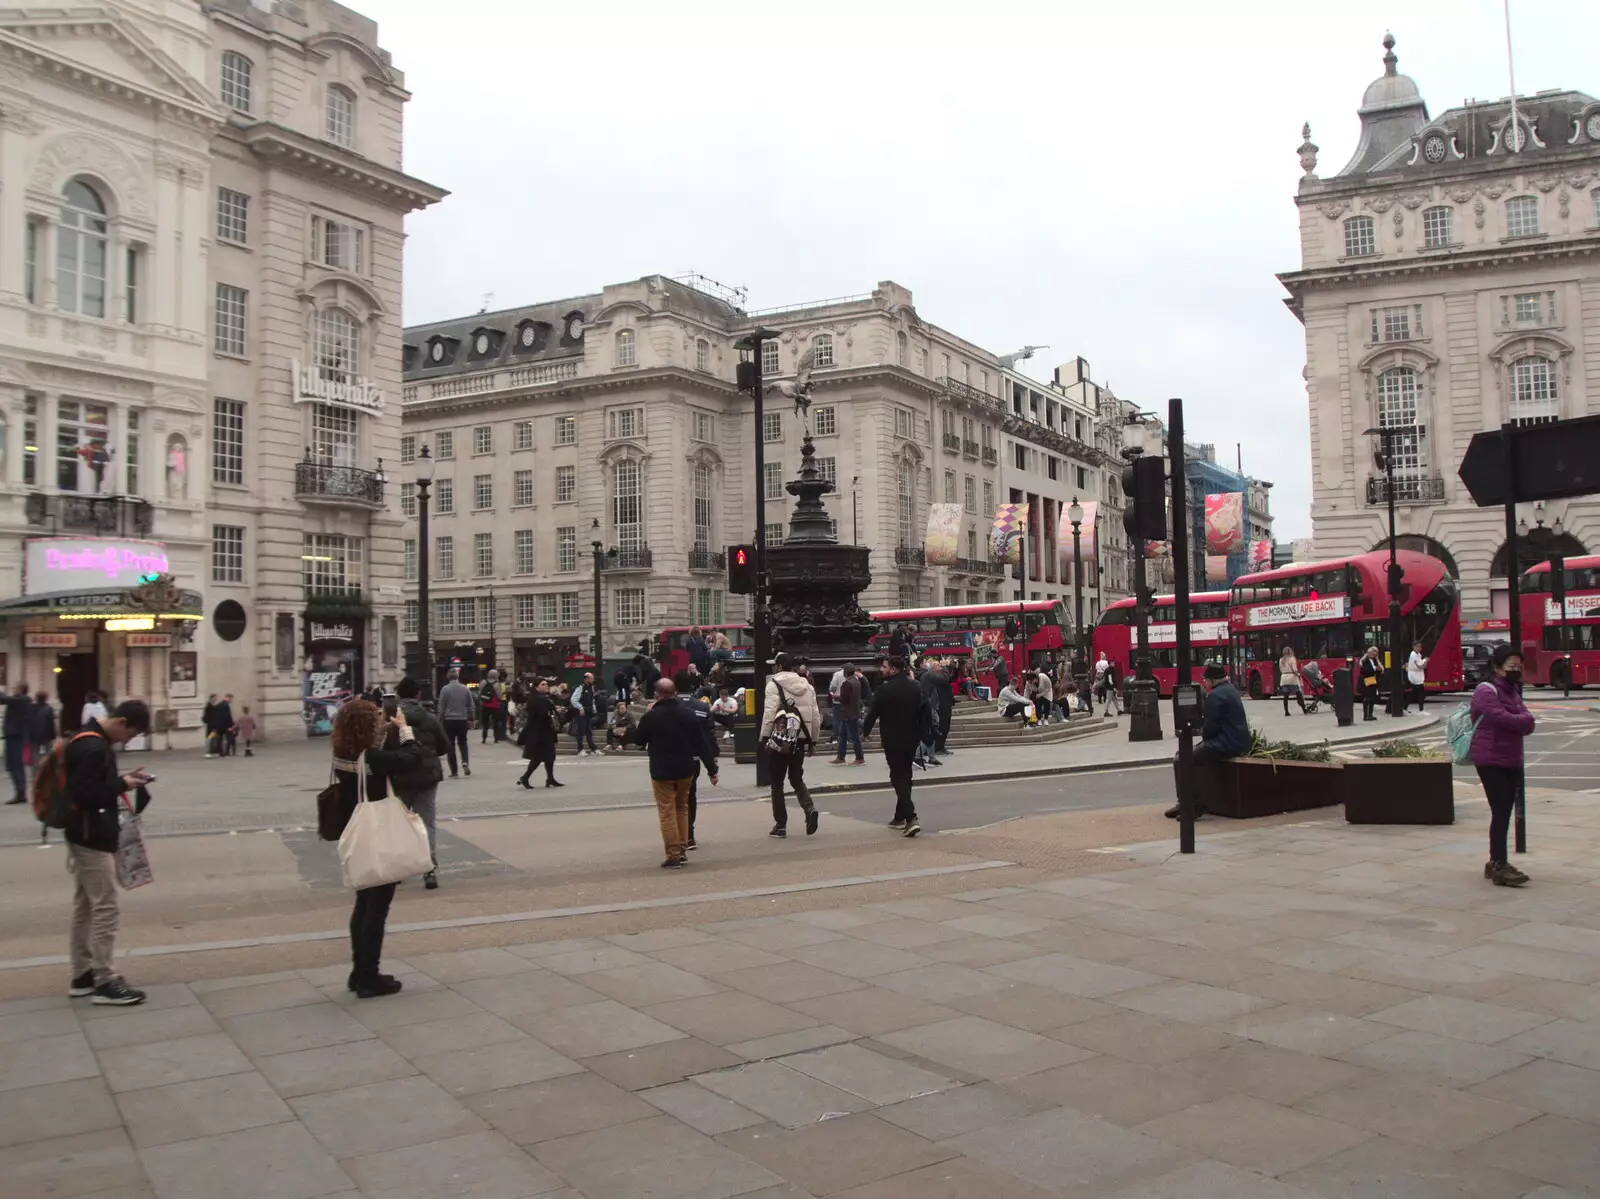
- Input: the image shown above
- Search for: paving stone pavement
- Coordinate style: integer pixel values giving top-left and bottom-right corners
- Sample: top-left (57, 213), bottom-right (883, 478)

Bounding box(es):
top-left (2, 792), bottom-right (1599, 1198)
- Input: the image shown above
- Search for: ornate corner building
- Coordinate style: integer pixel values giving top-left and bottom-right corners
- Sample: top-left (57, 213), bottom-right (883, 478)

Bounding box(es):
top-left (0, 1), bottom-right (444, 741)
top-left (1280, 34), bottom-right (1599, 617)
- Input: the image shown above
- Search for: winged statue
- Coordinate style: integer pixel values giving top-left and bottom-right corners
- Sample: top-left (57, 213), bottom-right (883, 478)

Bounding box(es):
top-left (771, 347), bottom-right (816, 419)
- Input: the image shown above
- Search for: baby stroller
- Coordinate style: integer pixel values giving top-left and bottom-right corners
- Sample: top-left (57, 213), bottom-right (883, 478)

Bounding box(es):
top-left (1300, 661), bottom-right (1333, 713)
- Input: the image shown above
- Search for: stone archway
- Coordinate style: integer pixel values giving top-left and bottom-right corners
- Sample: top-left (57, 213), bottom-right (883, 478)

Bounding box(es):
top-left (1490, 531), bottom-right (1588, 579)
top-left (1367, 534), bottom-right (1459, 577)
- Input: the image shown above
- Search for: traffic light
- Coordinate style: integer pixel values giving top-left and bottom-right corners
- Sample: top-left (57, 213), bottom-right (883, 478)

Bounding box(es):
top-left (1550, 554), bottom-right (1566, 606)
top-left (1003, 617), bottom-right (1020, 642)
top-left (1120, 456), bottom-right (1167, 541)
top-left (1387, 559), bottom-right (1405, 600)
top-left (727, 544), bottom-right (756, 594)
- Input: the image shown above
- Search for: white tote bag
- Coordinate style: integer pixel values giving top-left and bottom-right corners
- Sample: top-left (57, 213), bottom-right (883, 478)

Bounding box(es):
top-left (338, 751), bottom-right (434, 890)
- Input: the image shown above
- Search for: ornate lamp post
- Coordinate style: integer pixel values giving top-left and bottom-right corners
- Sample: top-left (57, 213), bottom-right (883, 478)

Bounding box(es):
top-left (591, 517), bottom-right (605, 690)
top-left (414, 446), bottom-right (434, 697)
top-left (1364, 426), bottom-right (1406, 717)
top-left (1068, 496), bottom-right (1085, 660)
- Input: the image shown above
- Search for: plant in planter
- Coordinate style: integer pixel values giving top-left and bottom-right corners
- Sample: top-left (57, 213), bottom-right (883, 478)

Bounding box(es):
top-left (1344, 738), bottom-right (1454, 824)
top-left (1178, 728), bottom-right (1343, 819)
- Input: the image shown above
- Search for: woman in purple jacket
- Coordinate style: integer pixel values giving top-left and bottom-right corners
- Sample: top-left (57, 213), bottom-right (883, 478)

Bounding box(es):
top-left (1468, 644), bottom-right (1535, 887)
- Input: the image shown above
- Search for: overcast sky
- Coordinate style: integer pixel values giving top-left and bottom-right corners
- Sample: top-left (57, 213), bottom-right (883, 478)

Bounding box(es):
top-left (375, 0), bottom-right (1598, 540)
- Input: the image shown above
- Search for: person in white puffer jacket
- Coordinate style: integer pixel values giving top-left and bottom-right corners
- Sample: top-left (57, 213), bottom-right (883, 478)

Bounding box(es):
top-left (759, 654), bottom-right (823, 838)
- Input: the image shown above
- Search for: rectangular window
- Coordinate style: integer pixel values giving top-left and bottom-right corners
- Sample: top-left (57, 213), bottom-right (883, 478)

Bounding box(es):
top-left (24, 220), bottom-right (36, 305)
top-left (400, 435), bottom-right (416, 464)
top-left (696, 340), bottom-right (709, 372)
top-left (514, 595), bottom-right (535, 629)
top-left (1505, 195), bottom-right (1540, 238)
top-left (1014, 443), bottom-right (1027, 470)
top-left (613, 588), bottom-right (645, 626)
top-left (311, 402), bottom-right (357, 467)
top-left (513, 420), bottom-right (533, 451)
top-left (473, 425), bottom-right (493, 455)
top-left (555, 416), bottom-right (577, 446)
top-left (1422, 206), bottom-right (1452, 248)
top-left (555, 464), bottom-right (576, 502)
top-left (894, 409), bottom-right (911, 439)
top-left (764, 461), bottom-right (784, 500)
top-left (765, 522), bottom-right (785, 546)
top-left (557, 526), bottom-right (577, 572)
top-left (983, 481), bottom-right (994, 515)
top-left (124, 247), bottom-right (138, 324)
top-left (963, 475), bottom-right (976, 513)
top-left (1370, 304), bottom-right (1423, 343)
top-left (815, 456), bottom-right (836, 483)
top-left (513, 469), bottom-right (533, 507)
top-left (220, 51), bottom-right (252, 113)
top-left (760, 339), bottom-right (780, 376)
top-left (404, 538), bottom-right (417, 582)
top-left (813, 406), bottom-right (836, 436)
top-left (474, 473), bottom-right (493, 510)
top-left (400, 482), bottom-right (416, 517)
top-left (514, 528), bottom-right (534, 574)
top-left (216, 188), bottom-right (249, 244)
top-left (474, 532), bottom-right (493, 576)
top-left (435, 478), bottom-right (454, 514)
top-left (313, 215), bottom-right (365, 273)
top-left (435, 430), bottom-right (454, 459)
top-left (302, 534), bottom-right (363, 594)
top-left (326, 85), bottom-right (354, 148)
top-left (1344, 216), bottom-right (1376, 257)
top-left (944, 587), bottom-right (961, 605)
top-left (211, 525), bottom-right (244, 583)
top-left (763, 411), bottom-right (782, 442)
top-left (559, 592), bottom-right (580, 626)
top-left (1077, 466), bottom-right (1088, 489)
top-left (436, 535), bottom-right (454, 579)
top-left (534, 593), bottom-right (557, 629)
top-left (212, 398), bottom-right (245, 485)
top-left (692, 411), bottom-right (714, 442)
top-left (214, 283), bottom-right (247, 355)
top-left (1047, 457), bottom-right (1059, 481)
top-left (125, 409), bottom-right (140, 494)
top-left (813, 335), bottom-right (835, 368)
top-left (608, 408), bottom-right (642, 440)
top-left (404, 601), bottom-right (418, 636)
top-left (56, 400), bottom-right (109, 493)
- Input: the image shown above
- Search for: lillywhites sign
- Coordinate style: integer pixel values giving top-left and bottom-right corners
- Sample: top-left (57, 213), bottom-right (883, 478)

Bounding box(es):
top-left (292, 360), bottom-right (383, 414)
top-left (1246, 596), bottom-right (1349, 628)
top-left (24, 537), bottom-right (170, 596)
top-left (1149, 620), bottom-right (1229, 645)
top-left (1546, 593), bottom-right (1600, 621)
top-left (309, 622), bottom-right (355, 643)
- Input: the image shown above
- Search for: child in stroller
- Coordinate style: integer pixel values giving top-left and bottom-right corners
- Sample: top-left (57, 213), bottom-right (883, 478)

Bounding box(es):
top-left (1300, 660), bottom-right (1333, 713)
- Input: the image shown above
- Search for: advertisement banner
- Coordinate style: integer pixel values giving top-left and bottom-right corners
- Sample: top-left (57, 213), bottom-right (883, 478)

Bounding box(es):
top-left (23, 537), bottom-right (170, 598)
top-left (1245, 596), bottom-right (1350, 627)
top-left (1545, 593), bottom-right (1600, 621)
top-left (168, 651), bottom-right (197, 699)
top-left (1205, 555), bottom-right (1232, 586)
top-left (924, 503), bottom-right (962, 566)
top-left (1204, 493), bottom-right (1245, 555)
top-left (991, 503), bottom-right (1028, 564)
top-left (1060, 501), bottom-right (1098, 565)
top-left (1248, 539), bottom-right (1274, 569)
top-left (1149, 620), bottom-right (1230, 645)
top-left (1144, 540), bottom-right (1169, 560)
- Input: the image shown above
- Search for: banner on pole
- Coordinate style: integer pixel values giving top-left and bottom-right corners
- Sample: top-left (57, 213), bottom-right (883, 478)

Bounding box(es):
top-left (991, 503), bottom-right (1028, 564)
top-left (924, 504), bottom-right (962, 566)
top-left (1205, 554), bottom-right (1231, 586)
top-left (1059, 501), bottom-right (1098, 568)
top-left (1205, 493), bottom-right (1245, 554)
top-left (1248, 538), bottom-right (1274, 570)
top-left (1143, 540), bottom-right (1169, 560)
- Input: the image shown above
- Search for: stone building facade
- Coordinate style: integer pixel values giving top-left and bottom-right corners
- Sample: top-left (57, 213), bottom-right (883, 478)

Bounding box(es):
top-left (0, 0), bottom-right (443, 742)
top-left (398, 277), bottom-right (1117, 676)
top-left (1281, 35), bottom-right (1600, 616)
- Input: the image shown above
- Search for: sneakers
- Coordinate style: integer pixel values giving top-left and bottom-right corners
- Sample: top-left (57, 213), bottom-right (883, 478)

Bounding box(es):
top-left (69, 971), bottom-right (96, 997)
top-left (830, 758), bottom-right (846, 765)
top-left (769, 825), bottom-right (787, 838)
top-left (463, 766), bottom-right (472, 777)
top-left (850, 759), bottom-right (865, 766)
top-left (424, 871), bottom-right (438, 891)
top-left (805, 810), bottom-right (820, 836)
top-left (888, 819), bottom-right (907, 831)
top-left (91, 977), bottom-right (147, 1006)
top-left (660, 856), bottom-right (686, 869)
top-left (903, 821), bottom-right (921, 838)
top-left (685, 836), bottom-right (697, 850)
top-left (1487, 861), bottom-right (1529, 887)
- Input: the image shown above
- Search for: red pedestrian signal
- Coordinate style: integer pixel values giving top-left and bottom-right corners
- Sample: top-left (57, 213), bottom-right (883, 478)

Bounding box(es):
top-left (727, 544), bottom-right (756, 594)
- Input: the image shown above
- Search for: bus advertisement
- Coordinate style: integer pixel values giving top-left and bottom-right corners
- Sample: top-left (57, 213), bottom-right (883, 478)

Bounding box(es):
top-left (1092, 592), bottom-right (1230, 697)
top-left (1517, 555), bottom-right (1600, 689)
top-left (1228, 550), bottom-right (1463, 700)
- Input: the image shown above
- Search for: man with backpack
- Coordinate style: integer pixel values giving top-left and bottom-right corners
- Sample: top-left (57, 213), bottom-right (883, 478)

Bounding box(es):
top-left (50, 699), bottom-right (153, 1005)
top-left (759, 653), bottom-right (821, 838)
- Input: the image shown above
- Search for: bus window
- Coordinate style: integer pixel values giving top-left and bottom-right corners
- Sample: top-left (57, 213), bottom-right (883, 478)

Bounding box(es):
top-left (1325, 625), bottom-right (1354, 659)
top-left (1098, 607), bottom-right (1134, 626)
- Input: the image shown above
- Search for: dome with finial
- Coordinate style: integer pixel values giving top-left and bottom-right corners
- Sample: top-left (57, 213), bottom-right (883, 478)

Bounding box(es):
top-left (1361, 31), bottom-right (1422, 110)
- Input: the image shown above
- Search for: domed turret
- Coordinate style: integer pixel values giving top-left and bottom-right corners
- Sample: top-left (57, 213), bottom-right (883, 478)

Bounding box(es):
top-left (1336, 32), bottom-right (1430, 176)
top-left (1361, 33), bottom-right (1422, 110)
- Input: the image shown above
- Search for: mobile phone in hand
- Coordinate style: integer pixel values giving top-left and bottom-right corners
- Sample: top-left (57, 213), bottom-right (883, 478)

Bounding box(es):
top-left (383, 698), bottom-right (399, 718)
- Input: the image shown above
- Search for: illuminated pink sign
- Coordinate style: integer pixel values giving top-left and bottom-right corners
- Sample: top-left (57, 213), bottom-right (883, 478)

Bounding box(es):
top-left (23, 538), bottom-right (171, 597)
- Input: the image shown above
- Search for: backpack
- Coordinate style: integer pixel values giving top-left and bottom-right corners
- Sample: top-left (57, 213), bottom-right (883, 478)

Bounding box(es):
top-left (1446, 694), bottom-right (1484, 765)
top-left (30, 730), bottom-right (103, 829)
top-left (764, 681), bottom-right (807, 756)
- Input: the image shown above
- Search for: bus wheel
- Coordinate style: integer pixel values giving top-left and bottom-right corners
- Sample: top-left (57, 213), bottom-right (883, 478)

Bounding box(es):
top-left (1248, 672), bottom-right (1264, 700)
top-left (1550, 661), bottom-right (1568, 691)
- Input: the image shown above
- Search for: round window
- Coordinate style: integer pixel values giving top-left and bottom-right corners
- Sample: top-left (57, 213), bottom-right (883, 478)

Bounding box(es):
top-left (213, 600), bottom-right (247, 642)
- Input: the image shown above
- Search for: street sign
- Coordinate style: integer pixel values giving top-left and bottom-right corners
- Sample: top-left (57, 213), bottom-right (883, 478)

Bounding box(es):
top-left (1459, 416), bottom-right (1600, 507)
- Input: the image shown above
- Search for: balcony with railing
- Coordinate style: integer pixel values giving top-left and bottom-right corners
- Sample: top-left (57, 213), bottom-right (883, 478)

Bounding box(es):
top-left (941, 432), bottom-right (961, 452)
top-left (688, 547), bottom-right (725, 573)
top-left (962, 439), bottom-right (980, 458)
top-left (599, 546), bottom-right (653, 572)
top-left (894, 545), bottom-right (926, 567)
top-left (981, 445), bottom-right (998, 464)
top-left (24, 492), bottom-right (154, 537)
top-left (937, 376), bottom-right (1003, 411)
top-left (294, 458), bottom-right (385, 508)
top-left (1366, 474), bottom-right (1446, 505)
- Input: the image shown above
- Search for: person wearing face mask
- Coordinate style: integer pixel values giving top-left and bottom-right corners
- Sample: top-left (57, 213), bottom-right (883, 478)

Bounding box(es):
top-left (1468, 644), bottom-right (1535, 888)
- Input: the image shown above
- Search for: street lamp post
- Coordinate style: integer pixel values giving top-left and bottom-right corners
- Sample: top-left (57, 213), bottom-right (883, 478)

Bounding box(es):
top-left (1068, 497), bottom-right (1085, 660)
top-left (1364, 426), bottom-right (1406, 717)
top-left (734, 327), bottom-right (781, 786)
top-left (415, 446), bottom-right (435, 698)
top-left (591, 518), bottom-right (604, 695)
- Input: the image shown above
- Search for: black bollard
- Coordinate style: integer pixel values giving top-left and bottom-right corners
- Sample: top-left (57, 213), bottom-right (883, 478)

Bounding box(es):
top-left (1332, 665), bottom-right (1354, 727)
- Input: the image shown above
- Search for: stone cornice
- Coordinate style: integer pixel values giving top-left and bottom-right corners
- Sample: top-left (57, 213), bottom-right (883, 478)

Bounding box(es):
top-left (401, 365), bottom-right (742, 419)
top-left (0, 26), bottom-right (220, 129)
top-left (241, 123), bottom-right (447, 213)
top-left (1298, 151), bottom-right (1600, 205)
top-left (1278, 233), bottom-right (1600, 304)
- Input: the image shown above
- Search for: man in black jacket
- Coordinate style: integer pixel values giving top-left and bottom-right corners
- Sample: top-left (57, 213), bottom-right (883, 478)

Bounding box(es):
top-left (673, 670), bottom-right (718, 850)
top-left (65, 700), bottom-right (152, 1006)
top-left (633, 679), bottom-right (718, 868)
top-left (391, 677), bottom-right (449, 889)
top-left (862, 656), bottom-right (923, 836)
top-left (3, 681), bottom-right (30, 803)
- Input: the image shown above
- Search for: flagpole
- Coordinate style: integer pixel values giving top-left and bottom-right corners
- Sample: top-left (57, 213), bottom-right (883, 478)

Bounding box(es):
top-left (1504, 0), bottom-right (1519, 148)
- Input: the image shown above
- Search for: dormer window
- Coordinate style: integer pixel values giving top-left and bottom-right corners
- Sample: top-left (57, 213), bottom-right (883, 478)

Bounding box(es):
top-left (424, 337), bottom-right (457, 367)
top-left (469, 328), bottom-right (502, 359)
top-left (512, 321), bottom-right (545, 354)
top-left (402, 344), bottom-right (419, 372)
top-left (326, 85), bottom-right (355, 149)
top-left (563, 312), bottom-right (586, 343)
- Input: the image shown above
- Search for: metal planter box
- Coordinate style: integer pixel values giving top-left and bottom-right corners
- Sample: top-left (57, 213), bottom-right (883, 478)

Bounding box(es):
top-left (1342, 758), bottom-right (1455, 825)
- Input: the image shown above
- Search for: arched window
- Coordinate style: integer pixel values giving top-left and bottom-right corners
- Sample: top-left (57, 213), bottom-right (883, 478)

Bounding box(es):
top-left (613, 459), bottom-right (641, 552)
top-left (325, 85), bottom-right (355, 148)
top-left (1509, 356), bottom-right (1558, 425)
top-left (58, 181), bottom-right (108, 318)
top-left (692, 464), bottom-right (713, 551)
top-left (220, 51), bottom-right (253, 113)
top-left (1421, 205), bottom-right (1453, 248)
top-left (614, 329), bottom-right (636, 367)
top-left (695, 339), bottom-right (709, 372)
top-left (1505, 195), bottom-right (1540, 238)
top-left (1376, 366), bottom-right (1427, 485)
top-left (1491, 530), bottom-right (1587, 580)
top-left (897, 460), bottom-right (916, 547)
top-left (312, 309), bottom-right (360, 384)
top-left (812, 332), bottom-right (834, 368)
top-left (1344, 215), bottom-right (1376, 257)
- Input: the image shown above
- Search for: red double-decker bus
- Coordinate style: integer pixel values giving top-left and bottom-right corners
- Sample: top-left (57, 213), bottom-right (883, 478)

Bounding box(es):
top-left (655, 624), bottom-right (754, 677)
top-left (1228, 550), bottom-right (1463, 700)
top-left (1092, 592), bottom-right (1231, 697)
top-left (1517, 555), bottom-right (1600, 689)
top-left (870, 600), bottom-right (1071, 693)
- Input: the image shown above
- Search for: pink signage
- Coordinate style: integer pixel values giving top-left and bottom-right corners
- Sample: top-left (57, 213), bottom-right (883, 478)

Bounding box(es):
top-left (23, 538), bottom-right (170, 597)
